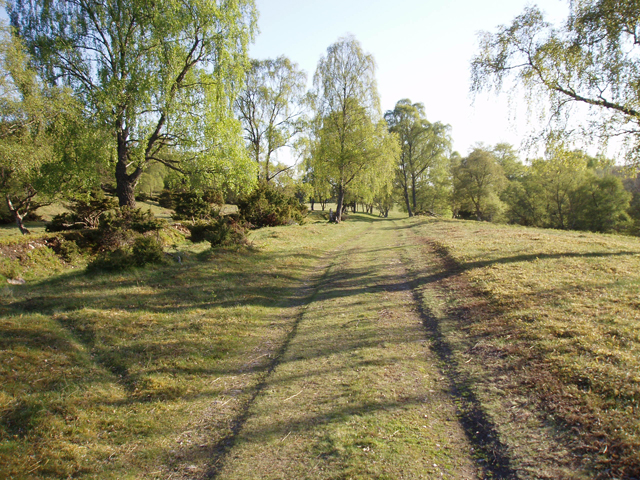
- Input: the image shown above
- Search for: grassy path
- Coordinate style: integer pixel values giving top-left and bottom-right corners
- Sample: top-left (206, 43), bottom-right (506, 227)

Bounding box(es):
top-left (211, 218), bottom-right (478, 479)
top-left (5, 214), bottom-right (637, 478)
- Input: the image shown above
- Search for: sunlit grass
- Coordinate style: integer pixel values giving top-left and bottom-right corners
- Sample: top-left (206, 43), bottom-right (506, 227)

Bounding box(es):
top-left (0, 220), bottom-right (354, 479)
top-left (406, 218), bottom-right (640, 478)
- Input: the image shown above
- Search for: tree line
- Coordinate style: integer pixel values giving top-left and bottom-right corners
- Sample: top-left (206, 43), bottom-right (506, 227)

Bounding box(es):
top-left (2, 0), bottom-right (639, 236)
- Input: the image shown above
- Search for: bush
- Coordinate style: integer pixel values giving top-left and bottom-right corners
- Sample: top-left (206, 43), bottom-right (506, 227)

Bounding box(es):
top-left (87, 248), bottom-right (133, 272)
top-left (157, 189), bottom-right (175, 209)
top-left (171, 189), bottom-right (224, 221)
top-left (100, 207), bottom-right (165, 234)
top-left (97, 207), bottom-right (166, 251)
top-left (87, 235), bottom-right (165, 271)
top-left (45, 194), bottom-right (117, 232)
top-left (237, 183), bottom-right (307, 228)
top-left (132, 236), bottom-right (165, 266)
top-left (186, 215), bottom-right (248, 248)
top-left (57, 240), bottom-right (82, 262)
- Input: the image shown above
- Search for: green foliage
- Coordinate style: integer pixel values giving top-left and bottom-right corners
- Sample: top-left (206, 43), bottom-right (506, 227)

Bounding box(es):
top-left (452, 146), bottom-right (507, 221)
top-left (501, 148), bottom-right (632, 233)
top-left (93, 207), bottom-right (167, 255)
top-left (131, 236), bottom-right (165, 266)
top-left (55, 239), bottom-right (82, 262)
top-left (100, 208), bottom-right (166, 236)
top-left (46, 194), bottom-right (118, 232)
top-left (171, 190), bottom-right (223, 221)
top-left (385, 99), bottom-right (451, 216)
top-left (236, 56), bottom-right (307, 182)
top-left (0, 21), bottom-right (102, 234)
top-left (10, 0), bottom-right (258, 206)
top-left (310, 36), bottom-right (399, 222)
top-left (471, 1), bottom-right (640, 164)
top-left (238, 182), bottom-right (307, 228)
top-left (86, 247), bottom-right (134, 272)
top-left (87, 235), bottom-right (165, 272)
top-left (186, 216), bottom-right (248, 248)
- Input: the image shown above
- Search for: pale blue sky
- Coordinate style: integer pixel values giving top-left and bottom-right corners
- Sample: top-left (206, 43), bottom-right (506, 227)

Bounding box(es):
top-left (251, 0), bottom-right (569, 157)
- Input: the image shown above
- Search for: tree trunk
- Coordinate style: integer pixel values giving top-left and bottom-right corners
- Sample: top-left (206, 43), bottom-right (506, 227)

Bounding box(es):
top-left (403, 185), bottom-right (413, 217)
top-left (6, 195), bottom-right (30, 235)
top-left (402, 169), bottom-right (413, 217)
top-left (115, 128), bottom-right (143, 207)
top-left (310, 199), bottom-right (315, 211)
top-left (335, 185), bottom-right (344, 223)
top-left (411, 175), bottom-right (418, 213)
top-left (116, 160), bottom-right (138, 208)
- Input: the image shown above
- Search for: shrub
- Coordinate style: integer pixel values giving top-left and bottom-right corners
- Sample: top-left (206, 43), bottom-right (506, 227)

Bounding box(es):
top-left (172, 192), bottom-right (214, 220)
top-left (97, 207), bottom-right (166, 251)
top-left (171, 189), bottom-right (224, 221)
top-left (237, 183), bottom-right (307, 228)
top-left (87, 235), bottom-right (165, 272)
top-left (132, 236), bottom-right (165, 266)
top-left (185, 215), bottom-right (248, 248)
top-left (157, 189), bottom-right (175, 209)
top-left (86, 248), bottom-right (133, 272)
top-left (45, 194), bottom-right (117, 232)
top-left (57, 240), bottom-right (81, 262)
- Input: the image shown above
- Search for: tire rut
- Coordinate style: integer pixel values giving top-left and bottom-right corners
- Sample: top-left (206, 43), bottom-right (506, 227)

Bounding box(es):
top-left (396, 220), bottom-right (519, 479)
top-left (203, 224), bottom-right (373, 479)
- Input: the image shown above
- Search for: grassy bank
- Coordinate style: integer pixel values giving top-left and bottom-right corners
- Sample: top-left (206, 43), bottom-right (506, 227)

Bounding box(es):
top-left (2, 213), bottom-right (639, 478)
top-left (403, 218), bottom-right (640, 479)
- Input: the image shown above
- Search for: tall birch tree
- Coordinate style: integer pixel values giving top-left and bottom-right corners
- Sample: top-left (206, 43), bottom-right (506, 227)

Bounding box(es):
top-left (310, 35), bottom-right (398, 223)
top-left (10, 0), bottom-right (258, 207)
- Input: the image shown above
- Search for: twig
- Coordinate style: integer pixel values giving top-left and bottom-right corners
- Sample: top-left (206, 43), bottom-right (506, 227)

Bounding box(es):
top-left (283, 389), bottom-right (304, 402)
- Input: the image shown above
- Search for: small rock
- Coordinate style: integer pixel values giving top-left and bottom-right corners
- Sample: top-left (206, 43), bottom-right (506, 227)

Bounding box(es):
top-left (7, 277), bottom-right (26, 285)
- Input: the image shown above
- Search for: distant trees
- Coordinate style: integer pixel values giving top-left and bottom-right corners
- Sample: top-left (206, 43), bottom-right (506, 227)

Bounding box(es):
top-left (309, 36), bottom-right (398, 222)
top-left (385, 99), bottom-right (451, 216)
top-left (502, 148), bottom-right (631, 232)
top-left (10, 0), bottom-right (258, 207)
top-left (452, 146), bottom-right (507, 221)
top-left (471, 1), bottom-right (640, 164)
top-left (236, 56), bottom-right (307, 182)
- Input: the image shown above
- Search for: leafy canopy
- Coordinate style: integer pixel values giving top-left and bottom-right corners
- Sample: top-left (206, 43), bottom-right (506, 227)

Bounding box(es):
top-left (471, 0), bottom-right (640, 163)
top-left (310, 35), bottom-right (399, 222)
top-left (9, 0), bottom-right (258, 205)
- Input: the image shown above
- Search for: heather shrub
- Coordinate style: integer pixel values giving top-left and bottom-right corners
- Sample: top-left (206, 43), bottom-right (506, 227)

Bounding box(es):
top-left (237, 183), bottom-right (307, 228)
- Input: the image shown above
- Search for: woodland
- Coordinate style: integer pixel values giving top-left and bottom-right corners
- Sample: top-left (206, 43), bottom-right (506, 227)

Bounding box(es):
top-left (2, 1), bottom-right (640, 479)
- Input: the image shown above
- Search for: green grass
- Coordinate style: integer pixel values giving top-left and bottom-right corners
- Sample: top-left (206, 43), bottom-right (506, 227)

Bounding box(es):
top-left (0, 220), bottom-right (358, 479)
top-left (402, 218), bottom-right (640, 479)
top-left (1, 213), bottom-right (639, 478)
top-left (214, 215), bottom-right (476, 479)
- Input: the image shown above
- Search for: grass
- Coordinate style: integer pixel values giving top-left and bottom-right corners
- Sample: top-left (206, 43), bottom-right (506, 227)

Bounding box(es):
top-left (0, 219), bottom-right (358, 479)
top-left (402, 218), bottom-right (640, 479)
top-left (213, 214), bottom-right (476, 479)
top-left (1, 212), bottom-right (639, 478)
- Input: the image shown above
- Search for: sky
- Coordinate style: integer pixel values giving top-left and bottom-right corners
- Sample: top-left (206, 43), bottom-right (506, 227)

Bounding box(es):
top-left (250, 0), bottom-right (570, 157)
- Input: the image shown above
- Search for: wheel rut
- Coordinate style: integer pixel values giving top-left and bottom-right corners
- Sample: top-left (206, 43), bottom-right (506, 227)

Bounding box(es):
top-left (209, 219), bottom-right (480, 479)
top-left (203, 224), bottom-right (373, 479)
top-left (396, 221), bottom-right (519, 479)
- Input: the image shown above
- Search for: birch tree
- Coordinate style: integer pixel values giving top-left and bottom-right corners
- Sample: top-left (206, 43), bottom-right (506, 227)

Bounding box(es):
top-left (10, 0), bottom-right (258, 207)
top-left (310, 36), bottom-right (398, 222)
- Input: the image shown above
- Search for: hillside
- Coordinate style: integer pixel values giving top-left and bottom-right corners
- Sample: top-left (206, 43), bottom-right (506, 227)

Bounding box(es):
top-left (1, 215), bottom-right (639, 479)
